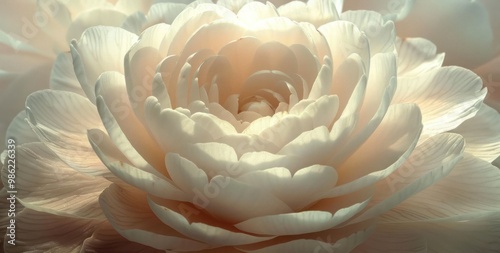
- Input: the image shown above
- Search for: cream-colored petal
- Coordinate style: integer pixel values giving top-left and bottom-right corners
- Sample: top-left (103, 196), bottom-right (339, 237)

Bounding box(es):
top-left (319, 20), bottom-right (369, 76)
top-left (5, 111), bottom-right (38, 147)
top-left (160, 3), bottom-right (237, 56)
top-left (191, 112), bottom-right (237, 139)
top-left (308, 62), bottom-right (333, 100)
top-left (247, 43), bottom-right (299, 80)
top-left (139, 3), bottom-right (187, 32)
top-left (278, 126), bottom-right (338, 172)
top-left (337, 103), bottom-right (422, 183)
top-left (393, 66), bottom-right (486, 139)
top-left (81, 222), bottom-right (164, 253)
top-left (235, 199), bottom-right (368, 236)
top-left (326, 73), bottom-right (396, 168)
top-left (243, 95), bottom-right (338, 149)
top-left (99, 184), bottom-right (211, 251)
top-left (278, 0), bottom-right (340, 27)
top-left (95, 94), bottom-right (154, 172)
top-left (216, 36), bottom-right (262, 98)
top-left (165, 152), bottom-right (210, 193)
top-left (96, 73), bottom-right (165, 170)
top-left (90, 137), bottom-right (188, 202)
top-left (217, 0), bottom-right (253, 12)
top-left (352, 223), bottom-right (426, 252)
top-left (152, 72), bottom-right (172, 109)
top-left (144, 102), bottom-right (212, 152)
top-left (349, 133), bottom-right (464, 224)
top-left (237, 1), bottom-right (279, 24)
top-left (49, 52), bottom-right (85, 95)
top-left (5, 208), bottom-right (103, 253)
top-left (1, 142), bottom-right (109, 219)
top-left (321, 103), bottom-right (421, 199)
top-left (240, 224), bottom-right (373, 253)
top-left (379, 153), bottom-right (500, 223)
top-left (72, 26), bottom-right (138, 103)
top-left (165, 153), bottom-right (293, 223)
top-left (148, 197), bottom-right (274, 246)
top-left (341, 10), bottom-right (396, 56)
top-left (26, 90), bottom-right (108, 176)
top-left (451, 103), bottom-right (500, 162)
top-left (396, 37), bottom-right (444, 77)
top-left (289, 44), bottom-right (321, 95)
top-left (124, 25), bottom-right (169, 120)
top-left (358, 52), bottom-right (397, 127)
top-left (331, 54), bottom-right (367, 117)
top-left (176, 142), bottom-right (239, 177)
top-left (236, 150), bottom-right (291, 172)
top-left (354, 214), bottom-right (500, 252)
top-left (169, 20), bottom-right (245, 107)
top-left (245, 17), bottom-right (330, 63)
top-left (236, 165), bottom-right (338, 210)
top-left (207, 102), bottom-right (248, 132)
top-left (199, 175), bottom-right (294, 223)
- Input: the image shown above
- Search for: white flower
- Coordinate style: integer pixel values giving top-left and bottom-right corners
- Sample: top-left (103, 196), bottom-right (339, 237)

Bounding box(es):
top-left (2, 0), bottom-right (500, 252)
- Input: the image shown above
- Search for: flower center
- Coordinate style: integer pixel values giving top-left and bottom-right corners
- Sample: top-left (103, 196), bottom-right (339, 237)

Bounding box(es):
top-left (239, 96), bottom-right (275, 116)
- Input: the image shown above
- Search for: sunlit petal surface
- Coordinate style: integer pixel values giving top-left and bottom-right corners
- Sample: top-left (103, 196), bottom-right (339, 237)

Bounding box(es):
top-left (1, 0), bottom-right (500, 252)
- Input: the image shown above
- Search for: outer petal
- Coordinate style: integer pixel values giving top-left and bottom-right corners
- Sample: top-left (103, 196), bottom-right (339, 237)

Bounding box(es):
top-left (239, 222), bottom-right (374, 253)
top-left (71, 26), bottom-right (138, 104)
top-left (234, 200), bottom-right (369, 236)
top-left (340, 10), bottom-right (396, 56)
top-left (81, 222), bottom-right (164, 253)
top-left (49, 52), bottom-right (84, 95)
top-left (393, 66), bottom-right (486, 139)
top-left (396, 37), bottom-right (444, 77)
top-left (354, 214), bottom-right (500, 252)
top-left (1, 143), bottom-right (109, 219)
top-left (277, 0), bottom-right (340, 27)
top-left (99, 184), bottom-right (211, 251)
top-left (349, 133), bottom-right (464, 224)
top-left (4, 208), bottom-right (104, 253)
top-left (90, 134), bottom-right (188, 202)
top-left (148, 197), bottom-right (274, 246)
top-left (25, 90), bottom-right (109, 177)
top-left (451, 103), bottom-right (500, 162)
top-left (379, 153), bottom-right (500, 223)
top-left (4, 111), bottom-right (38, 147)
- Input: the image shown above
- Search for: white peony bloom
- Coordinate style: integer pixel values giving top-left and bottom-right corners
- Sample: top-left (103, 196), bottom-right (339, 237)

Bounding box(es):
top-left (1, 0), bottom-right (500, 252)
